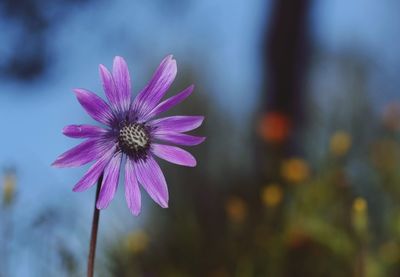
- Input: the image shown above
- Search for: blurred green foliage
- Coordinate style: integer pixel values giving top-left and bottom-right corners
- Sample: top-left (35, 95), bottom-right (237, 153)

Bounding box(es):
top-left (101, 64), bottom-right (400, 277)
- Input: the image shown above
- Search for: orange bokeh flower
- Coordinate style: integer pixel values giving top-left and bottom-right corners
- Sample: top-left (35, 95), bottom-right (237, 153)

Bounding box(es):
top-left (258, 112), bottom-right (291, 143)
top-left (225, 196), bottom-right (247, 224)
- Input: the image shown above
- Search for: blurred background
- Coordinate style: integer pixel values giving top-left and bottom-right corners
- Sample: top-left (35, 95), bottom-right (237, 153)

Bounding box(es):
top-left (1, 0), bottom-right (400, 276)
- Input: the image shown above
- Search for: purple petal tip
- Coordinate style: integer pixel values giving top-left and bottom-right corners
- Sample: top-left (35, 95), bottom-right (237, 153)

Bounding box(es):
top-left (51, 159), bottom-right (67, 168)
top-left (114, 55), bottom-right (124, 61)
top-left (62, 126), bottom-right (74, 136)
top-left (131, 209), bottom-right (141, 216)
top-left (160, 201), bottom-right (169, 208)
top-left (72, 187), bottom-right (84, 192)
top-left (96, 200), bottom-right (111, 210)
top-left (72, 187), bottom-right (79, 192)
top-left (164, 55), bottom-right (176, 65)
top-left (198, 137), bottom-right (207, 144)
top-left (72, 88), bottom-right (88, 98)
top-left (72, 88), bottom-right (82, 95)
top-left (72, 184), bottom-right (88, 192)
top-left (98, 64), bottom-right (108, 75)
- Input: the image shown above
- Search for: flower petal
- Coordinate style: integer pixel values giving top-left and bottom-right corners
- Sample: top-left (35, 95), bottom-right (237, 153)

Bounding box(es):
top-left (134, 155), bottom-right (168, 208)
top-left (150, 116), bottom-right (204, 133)
top-left (144, 85), bottom-right (194, 120)
top-left (125, 157), bottom-right (141, 215)
top-left (72, 145), bottom-right (116, 192)
top-left (52, 139), bottom-right (113, 168)
top-left (151, 144), bottom-right (197, 167)
top-left (153, 132), bottom-right (205, 146)
top-left (96, 152), bottom-right (122, 209)
top-left (73, 88), bottom-right (114, 126)
top-left (133, 55), bottom-right (177, 119)
top-left (62, 124), bottom-right (108, 138)
top-left (112, 56), bottom-right (131, 113)
top-left (99, 64), bottom-right (123, 114)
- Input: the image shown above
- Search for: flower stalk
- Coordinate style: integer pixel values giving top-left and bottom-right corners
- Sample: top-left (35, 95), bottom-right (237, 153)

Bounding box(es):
top-left (87, 174), bottom-right (102, 277)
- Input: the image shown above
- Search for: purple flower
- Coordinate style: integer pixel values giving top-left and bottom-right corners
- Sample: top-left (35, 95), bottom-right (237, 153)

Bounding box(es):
top-left (53, 56), bottom-right (205, 215)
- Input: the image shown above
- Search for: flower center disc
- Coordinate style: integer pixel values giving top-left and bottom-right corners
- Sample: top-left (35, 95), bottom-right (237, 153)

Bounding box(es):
top-left (118, 123), bottom-right (150, 156)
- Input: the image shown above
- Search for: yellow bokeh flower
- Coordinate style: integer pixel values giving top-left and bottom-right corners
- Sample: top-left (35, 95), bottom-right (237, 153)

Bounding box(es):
top-left (225, 196), bottom-right (247, 224)
top-left (353, 197), bottom-right (367, 213)
top-left (2, 170), bottom-right (16, 207)
top-left (261, 184), bottom-right (283, 207)
top-left (330, 131), bottom-right (352, 157)
top-left (281, 158), bottom-right (310, 183)
top-left (352, 197), bottom-right (368, 236)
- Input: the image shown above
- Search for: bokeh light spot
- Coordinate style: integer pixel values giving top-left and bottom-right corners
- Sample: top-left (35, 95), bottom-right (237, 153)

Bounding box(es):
top-left (261, 184), bottom-right (283, 207)
top-left (281, 158), bottom-right (310, 183)
top-left (258, 112), bottom-right (291, 143)
top-left (330, 131), bottom-right (352, 157)
top-left (353, 197), bottom-right (367, 213)
top-left (225, 196), bottom-right (247, 224)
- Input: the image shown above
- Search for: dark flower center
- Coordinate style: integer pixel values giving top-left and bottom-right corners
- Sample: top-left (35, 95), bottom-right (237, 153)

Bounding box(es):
top-left (118, 123), bottom-right (150, 158)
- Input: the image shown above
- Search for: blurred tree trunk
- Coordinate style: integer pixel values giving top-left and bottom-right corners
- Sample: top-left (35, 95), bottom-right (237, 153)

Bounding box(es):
top-left (258, 1), bottom-right (312, 275)
top-left (256, 0), bottom-right (311, 191)
top-left (263, 0), bottom-right (311, 153)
